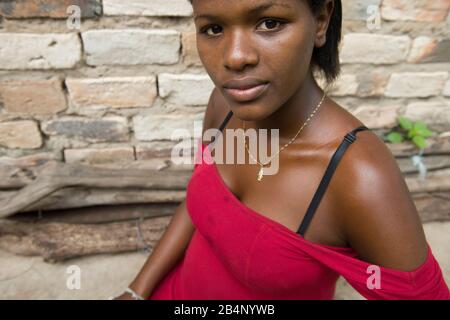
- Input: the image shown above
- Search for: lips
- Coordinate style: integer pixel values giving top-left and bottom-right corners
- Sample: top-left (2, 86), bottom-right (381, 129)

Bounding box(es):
top-left (224, 83), bottom-right (270, 102)
top-left (223, 77), bottom-right (270, 102)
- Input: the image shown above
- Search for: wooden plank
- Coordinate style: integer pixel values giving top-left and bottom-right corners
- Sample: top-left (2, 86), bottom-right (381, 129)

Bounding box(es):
top-left (9, 203), bottom-right (179, 224)
top-left (0, 216), bottom-right (171, 263)
top-left (0, 161), bottom-right (192, 218)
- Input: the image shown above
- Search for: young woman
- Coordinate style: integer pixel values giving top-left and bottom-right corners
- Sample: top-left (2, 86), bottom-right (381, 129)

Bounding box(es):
top-left (116, 0), bottom-right (449, 300)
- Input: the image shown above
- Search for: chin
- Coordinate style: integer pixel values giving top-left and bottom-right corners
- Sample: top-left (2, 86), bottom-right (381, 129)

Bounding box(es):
top-left (229, 103), bottom-right (270, 121)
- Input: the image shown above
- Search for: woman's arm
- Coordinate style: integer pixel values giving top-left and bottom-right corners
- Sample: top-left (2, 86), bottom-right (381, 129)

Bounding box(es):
top-left (330, 130), bottom-right (449, 299)
top-left (333, 130), bottom-right (429, 270)
top-left (115, 88), bottom-right (221, 300)
top-left (115, 199), bottom-right (195, 299)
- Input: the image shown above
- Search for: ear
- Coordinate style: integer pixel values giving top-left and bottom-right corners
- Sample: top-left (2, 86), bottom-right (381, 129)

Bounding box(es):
top-left (314, 0), bottom-right (335, 48)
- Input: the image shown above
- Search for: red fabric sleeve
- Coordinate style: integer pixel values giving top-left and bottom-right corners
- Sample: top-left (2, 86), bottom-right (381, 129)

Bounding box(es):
top-left (301, 241), bottom-right (450, 300)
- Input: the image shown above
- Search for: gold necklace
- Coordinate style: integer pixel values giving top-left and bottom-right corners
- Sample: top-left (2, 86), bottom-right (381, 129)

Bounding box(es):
top-left (243, 90), bottom-right (327, 181)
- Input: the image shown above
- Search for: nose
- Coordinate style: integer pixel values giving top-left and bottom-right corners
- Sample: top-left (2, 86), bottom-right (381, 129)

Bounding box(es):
top-left (223, 29), bottom-right (259, 71)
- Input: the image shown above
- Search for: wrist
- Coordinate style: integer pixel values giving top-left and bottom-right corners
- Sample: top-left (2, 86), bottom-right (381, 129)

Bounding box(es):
top-left (124, 287), bottom-right (145, 300)
top-left (128, 281), bottom-right (151, 299)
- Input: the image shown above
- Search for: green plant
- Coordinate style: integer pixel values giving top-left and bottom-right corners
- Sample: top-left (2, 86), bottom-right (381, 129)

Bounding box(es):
top-left (385, 116), bottom-right (435, 149)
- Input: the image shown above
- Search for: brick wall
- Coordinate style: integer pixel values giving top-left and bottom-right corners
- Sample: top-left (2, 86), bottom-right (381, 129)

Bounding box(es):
top-left (0, 0), bottom-right (449, 165)
top-left (0, 1), bottom-right (449, 298)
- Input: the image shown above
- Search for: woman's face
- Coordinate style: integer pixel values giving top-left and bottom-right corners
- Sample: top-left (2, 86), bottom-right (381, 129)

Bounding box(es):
top-left (192, 0), bottom-right (321, 121)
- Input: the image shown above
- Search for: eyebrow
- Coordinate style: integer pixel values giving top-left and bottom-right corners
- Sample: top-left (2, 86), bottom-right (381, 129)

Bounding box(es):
top-left (194, 1), bottom-right (292, 21)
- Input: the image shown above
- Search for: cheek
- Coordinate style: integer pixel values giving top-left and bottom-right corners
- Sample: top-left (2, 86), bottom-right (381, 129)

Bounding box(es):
top-left (267, 28), bottom-right (314, 77)
top-left (197, 41), bottom-right (222, 85)
top-left (263, 34), bottom-right (314, 94)
top-left (197, 39), bottom-right (211, 62)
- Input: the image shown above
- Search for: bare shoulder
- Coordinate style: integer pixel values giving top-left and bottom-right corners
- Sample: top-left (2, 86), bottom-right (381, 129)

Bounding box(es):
top-left (329, 121), bottom-right (429, 271)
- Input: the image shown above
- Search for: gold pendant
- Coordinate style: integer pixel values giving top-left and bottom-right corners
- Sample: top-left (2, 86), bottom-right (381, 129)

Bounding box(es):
top-left (257, 166), bottom-right (264, 181)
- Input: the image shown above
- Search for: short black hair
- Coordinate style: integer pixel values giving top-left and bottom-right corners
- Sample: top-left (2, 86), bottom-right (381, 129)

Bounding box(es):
top-left (306, 0), bottom-right (342, 84)
top-left (189, 0), bottom-right (342, 84)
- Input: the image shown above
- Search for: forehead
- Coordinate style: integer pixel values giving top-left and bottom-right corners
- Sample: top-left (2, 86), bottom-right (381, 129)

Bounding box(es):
top-left (193, 0), bottom-right (301, 20)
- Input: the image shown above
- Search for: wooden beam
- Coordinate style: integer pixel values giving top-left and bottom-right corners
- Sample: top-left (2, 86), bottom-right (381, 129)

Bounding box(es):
top-left (0, 161), bottom-right (191, 218)
top-left (0, 216), bottom-right (172, 263)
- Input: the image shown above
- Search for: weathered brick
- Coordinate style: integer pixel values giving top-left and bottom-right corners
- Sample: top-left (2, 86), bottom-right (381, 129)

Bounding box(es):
top-left (82, 29), bottom-right (180, 66)
top-left (444, 80), bottom-right (450, 96)
top-left (133, 114), bottom-right (202, 141)
top-left (42, 117), bottom-right (129, 143)
top-left (352, 105), bottom-right (401, 129)
top-left (382, 0), bottom-right (450, 22)
top-left (385, 72), bottom-right (448, 98)
top-left (408, 37), bottom-right (450, 63)
top-left (0, 120), bottom-right (43, 149)
top-left (342, 0), bottom-right (381, 21)
top-left (158, 73), bottom-right (214, 106)
top-left (64, 147), bottom-right (135, 164)
top-left (182, 25), bottom-right (202, 67)
top-left (0, 33), bottom-right (81, 70)
top-left (0, 152), bottom-right (60, 167)
top-left (356, 72), bottom-right (390, 97)
top-left (0, 0), bottom-right (101, 18)
top-left (0, 78), bottom-right (67, 115)
top-left (103, 0), bottom-right (192, 17)
top-left (404, 101), bottom-right (450, 132)
top-left (136, 142), bottom-right (179, 159)
top-left (328, 74), bottom-right (359, 96)
top-left (340, 33), bottom-right (411, 64)
top-left (66, 77), bottom-right (157, 109)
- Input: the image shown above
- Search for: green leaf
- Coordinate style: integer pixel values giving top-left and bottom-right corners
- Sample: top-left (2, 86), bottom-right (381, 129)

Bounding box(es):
top-left (398, 116), bottom-right (413, 131)
top-left (412, 135), bottom-right (426, 149)
top-left (407, 128), bottom-right (417, 139)
top-left (416, 127), bottom-right (434, 138)
top-left (386, 131), bottom-right (404, 143)
top-left (413, 121), bottom-right (427, 130)
top-left (424, 129), bottom-right (434, 138)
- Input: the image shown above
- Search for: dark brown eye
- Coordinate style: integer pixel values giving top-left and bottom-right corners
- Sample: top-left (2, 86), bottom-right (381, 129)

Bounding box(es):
top-left (260, 19), bottom-right (280, 30)
top-left (203, 25), bottom-right (223, 36)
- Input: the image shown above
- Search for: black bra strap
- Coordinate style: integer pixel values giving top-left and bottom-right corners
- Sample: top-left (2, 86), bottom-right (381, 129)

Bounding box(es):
top-left (296, 125), bottom-right (370, 237)
top-left (211, 110), bottom-right (233, 144)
